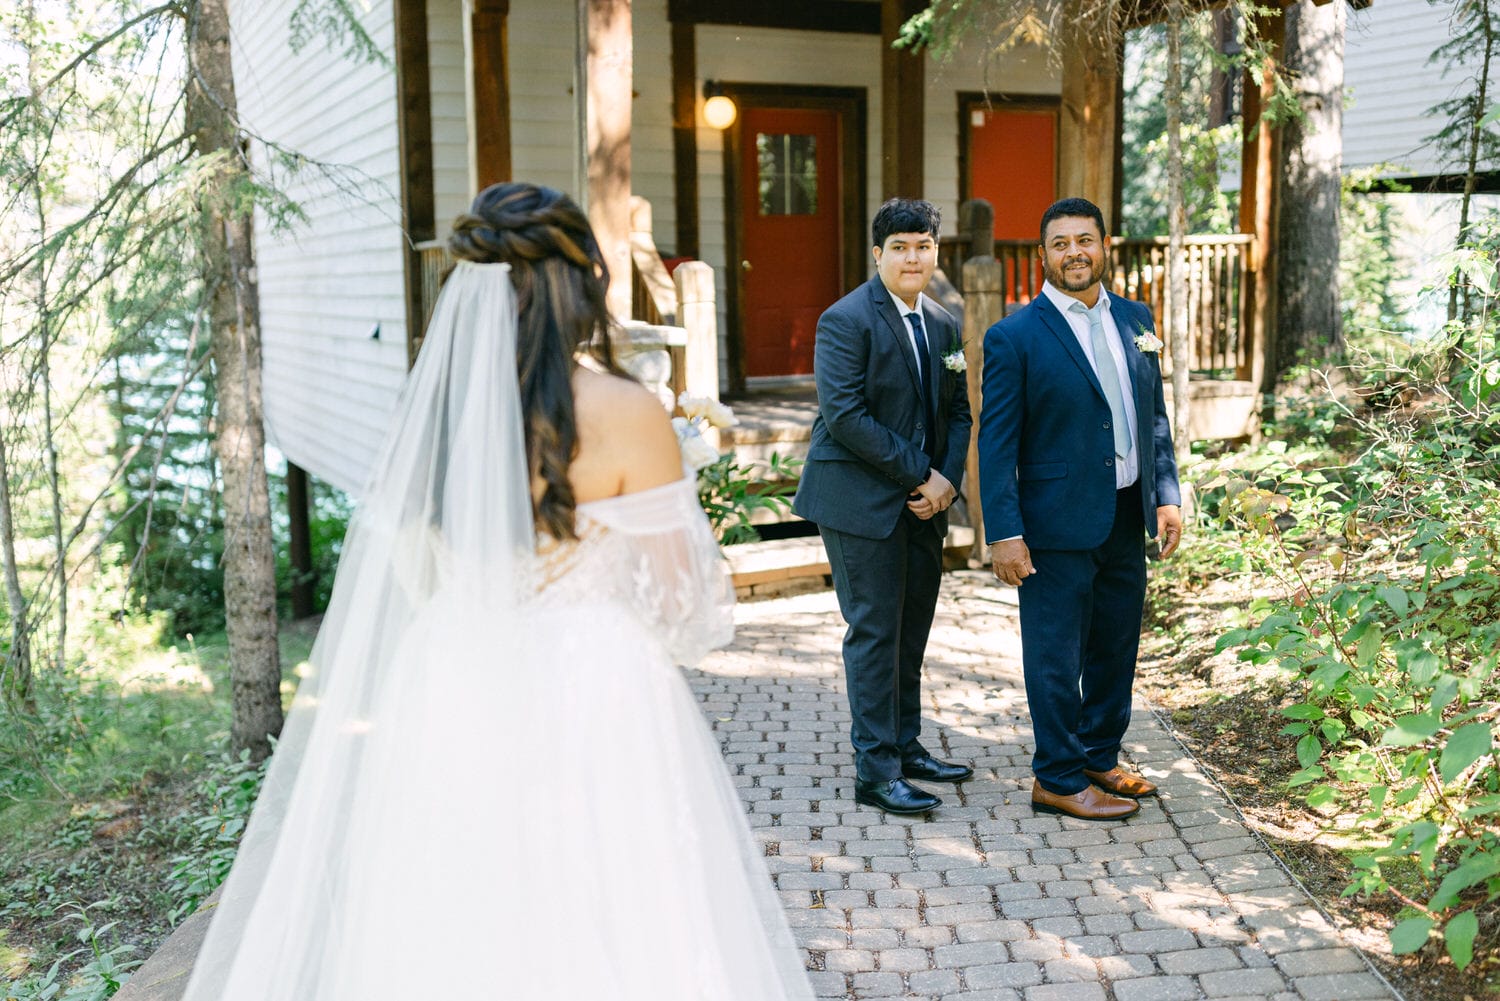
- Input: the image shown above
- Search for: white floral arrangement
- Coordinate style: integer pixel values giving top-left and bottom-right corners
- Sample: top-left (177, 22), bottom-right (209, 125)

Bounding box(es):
top-left (942, 347), bottom-right (968, 373)
top-left (671, 392), bottom-right (739, 472)
top-left (1133, 328), bottom-right (1164, 354)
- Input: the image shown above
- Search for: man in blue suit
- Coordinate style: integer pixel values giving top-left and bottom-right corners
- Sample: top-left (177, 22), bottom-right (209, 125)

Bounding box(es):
top-left (979, 197), bottom-right (1183, 822)
top-left (794, 198), bottom-right (974, 814)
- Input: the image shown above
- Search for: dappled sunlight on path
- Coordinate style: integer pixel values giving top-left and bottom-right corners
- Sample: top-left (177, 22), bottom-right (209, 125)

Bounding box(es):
top-left (688, 570), bottom-right (1403, 1001)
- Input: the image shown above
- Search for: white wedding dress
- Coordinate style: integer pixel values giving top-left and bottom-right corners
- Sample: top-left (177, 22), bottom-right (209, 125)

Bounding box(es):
top-left (181, 262), bottom-right (814, 1000)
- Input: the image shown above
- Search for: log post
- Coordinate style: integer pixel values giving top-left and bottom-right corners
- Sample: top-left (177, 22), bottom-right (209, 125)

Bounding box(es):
top-left (961, 255), bottom-right (1003, 566)
top-left (675, 260), bottom-right (720, 402)
top-left (586, 0), bottom-right (633, 320)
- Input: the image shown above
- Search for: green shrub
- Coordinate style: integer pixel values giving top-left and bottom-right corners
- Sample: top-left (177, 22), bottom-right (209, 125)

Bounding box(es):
top-left (164, 750), bottom-right (267, 924)
top-left (1198, 363), bottom-right (1500, 969)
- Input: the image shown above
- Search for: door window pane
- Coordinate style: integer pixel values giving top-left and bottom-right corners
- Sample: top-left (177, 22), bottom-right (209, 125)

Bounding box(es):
top-left (756, 133), bottom-right (818, 215)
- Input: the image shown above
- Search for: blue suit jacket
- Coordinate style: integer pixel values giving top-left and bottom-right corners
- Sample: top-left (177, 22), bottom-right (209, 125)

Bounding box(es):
top-left (978, 292), bottom-right (1181, 551)
top-left (794, 276), bottom-right (972, 540)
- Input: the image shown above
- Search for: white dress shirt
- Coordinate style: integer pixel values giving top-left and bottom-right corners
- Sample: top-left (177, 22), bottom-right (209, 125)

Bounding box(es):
top-left (1039, 281), bottom-right (1140, 490)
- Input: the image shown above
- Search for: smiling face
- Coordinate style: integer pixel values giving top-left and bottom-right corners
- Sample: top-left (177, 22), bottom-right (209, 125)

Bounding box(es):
top-left (1039, 214), bottom-right (1109, 304)
top-left (873, 231), bottom-right (938, 308)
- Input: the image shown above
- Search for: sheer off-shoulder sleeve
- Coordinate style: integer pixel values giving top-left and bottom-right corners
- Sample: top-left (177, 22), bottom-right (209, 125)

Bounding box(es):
top-left (578, 479), bottom-right (736, 665)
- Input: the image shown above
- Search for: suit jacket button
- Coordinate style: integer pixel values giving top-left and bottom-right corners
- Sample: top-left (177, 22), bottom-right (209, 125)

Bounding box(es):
top-left (1103, 421), bottom-right (1112, 430)
top-left (1104, 458), bottom-right (1114, 467)
top-left (916, 422), bottom-right (925, 430)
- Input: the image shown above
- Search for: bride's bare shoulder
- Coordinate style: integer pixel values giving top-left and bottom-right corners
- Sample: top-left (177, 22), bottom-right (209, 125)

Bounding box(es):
top-left (571, 368), bottom-right (682, 495)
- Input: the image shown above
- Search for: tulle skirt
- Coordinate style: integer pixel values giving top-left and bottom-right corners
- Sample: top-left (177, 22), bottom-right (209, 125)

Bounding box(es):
top-left (185, 597), bottom-right (812, 1000)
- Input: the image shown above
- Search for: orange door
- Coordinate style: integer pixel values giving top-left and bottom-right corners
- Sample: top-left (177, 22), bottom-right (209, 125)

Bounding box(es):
top-left (739, 106), bottom-right (842, 378)
top-left (968, 106), bottom-right (1056, 304)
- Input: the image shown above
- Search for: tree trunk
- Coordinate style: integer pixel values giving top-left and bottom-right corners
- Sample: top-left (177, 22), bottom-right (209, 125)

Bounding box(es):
top-left (1164, 11), bottom-right (1192, 461)
top-left (1274, 0), bottom-right (1345, 384)
top-left (1447, 0), bottom-right (1494, 365)
top-left (0, 425), bottom-right (33, 711)
top-left (187, 0), bottom-right (283, 759)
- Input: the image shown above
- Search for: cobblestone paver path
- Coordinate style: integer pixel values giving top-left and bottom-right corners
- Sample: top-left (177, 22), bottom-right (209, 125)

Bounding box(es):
top-left (689, 570), bottom-right (1401, 1001)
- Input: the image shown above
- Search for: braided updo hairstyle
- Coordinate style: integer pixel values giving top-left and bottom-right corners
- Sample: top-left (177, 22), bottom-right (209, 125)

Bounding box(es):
top-left (448, 182), bottom-right (627, 540)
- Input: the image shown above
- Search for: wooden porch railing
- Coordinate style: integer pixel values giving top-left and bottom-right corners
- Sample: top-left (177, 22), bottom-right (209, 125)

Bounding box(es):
top-left (939, 232), bottom-right (1254, 380)
top-left (412, 240), bottom-right (453, 364)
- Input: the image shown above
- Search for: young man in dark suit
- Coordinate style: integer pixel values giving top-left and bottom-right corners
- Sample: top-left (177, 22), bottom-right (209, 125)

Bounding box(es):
top-left (978, 197), bottom-right (1183, 822)
top-left (794, 198), bottom-right (974, 815)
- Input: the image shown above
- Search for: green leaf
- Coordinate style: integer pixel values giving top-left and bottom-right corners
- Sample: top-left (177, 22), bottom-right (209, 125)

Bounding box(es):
top-left (1282, 703), bottom-right (1325, 721)
top-left (1389, 916), bottom-right (1435, 954)
top-left (1430, 675), bottom-right (1459, 713)
top-left (1306, 784), bottom-right (1338, 809)
top-left (1382, 712), bottom-right (1442, 746)
top-left (1430, 855), bottom-right (1500, 911)
top-left (1439, 722), bottom-right (1494, 783)
top-left (1376, 585), bottom-right (1409, 618)
top-left (1308, 660), bottom-right (1351, 695)
top-left (1356, 625), bottom-right (1385, 667)
top-left (1297, 733), bottom-right (1323, 769)
top-left (1444, 910), bottom-right (1478, 970)
top-left (1288, 765), bottom-right (1325, 787)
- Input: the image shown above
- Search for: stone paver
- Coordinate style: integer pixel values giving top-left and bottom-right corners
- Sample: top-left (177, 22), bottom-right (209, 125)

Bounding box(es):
top-left (694, 571), bottom-right (1405, 1001)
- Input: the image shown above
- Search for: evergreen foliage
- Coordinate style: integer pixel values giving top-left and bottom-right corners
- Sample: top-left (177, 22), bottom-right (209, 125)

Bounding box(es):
top-left (1121, 21), bottom-right (1240, 238)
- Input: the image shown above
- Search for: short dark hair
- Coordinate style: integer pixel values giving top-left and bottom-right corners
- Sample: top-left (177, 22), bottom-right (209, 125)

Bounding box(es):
top-left (1039, 197), bottom-right (1106, 246)
top-left (872, 198), bottom-right (941, 248)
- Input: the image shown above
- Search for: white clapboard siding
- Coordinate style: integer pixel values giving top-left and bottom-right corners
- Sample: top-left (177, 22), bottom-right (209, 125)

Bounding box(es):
top-left (509, 1), bottom-right (580, 194)
top-left (229, 0), bottom-right (409, 496)
top-left (633, 0), bottom-right (678, 253)
top-left (1344, 0), bottom-right (1472, 177)
top-left (430, 0), bottom-right (471, 232)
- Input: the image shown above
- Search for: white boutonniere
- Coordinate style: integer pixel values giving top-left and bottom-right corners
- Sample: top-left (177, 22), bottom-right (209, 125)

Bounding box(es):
top-left (1133, 328), bottom-right (1164, 354)
top-left (942, 346), bottom-right (968, 373)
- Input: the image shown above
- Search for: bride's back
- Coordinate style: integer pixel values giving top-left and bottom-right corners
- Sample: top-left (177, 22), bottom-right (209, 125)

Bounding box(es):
top-left (565, 367), bottom-right (682, 506)
top-left (446, 181), bottom-right (683, 535)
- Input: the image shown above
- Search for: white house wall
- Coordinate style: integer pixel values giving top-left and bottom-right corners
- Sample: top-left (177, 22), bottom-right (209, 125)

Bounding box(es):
top-left (429, 0), bottom-right (471, 231)
top-left (508, 1), bottom-right (579, 197)
top-left (1344, 0), bottom-right (1467, 178)
top-left (633, 0), bottom-right (677, 252)
top-left (229, 0), bottom-right (408, 496)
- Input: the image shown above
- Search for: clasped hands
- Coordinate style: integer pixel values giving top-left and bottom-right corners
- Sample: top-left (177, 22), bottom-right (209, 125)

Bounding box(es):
top-left (989, 505), bottom-right (1184, 587)
top-left (905, 469), bottom-right (956, 521)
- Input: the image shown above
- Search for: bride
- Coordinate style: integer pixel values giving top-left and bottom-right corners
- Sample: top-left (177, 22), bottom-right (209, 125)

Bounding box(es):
top-left (181, 183), bottom-right (815, 999)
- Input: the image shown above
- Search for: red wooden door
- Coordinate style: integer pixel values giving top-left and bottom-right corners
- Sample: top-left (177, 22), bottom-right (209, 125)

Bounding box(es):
top-left (968, 106), bottom-right (1056, 304)
top-left (739, 106), bottom-right (842, 378)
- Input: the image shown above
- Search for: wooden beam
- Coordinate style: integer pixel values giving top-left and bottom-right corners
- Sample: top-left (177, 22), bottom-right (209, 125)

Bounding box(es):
top-left (285, 463), bottom-right (316, 620)
top-left (587, 0), bottom-right (633, 319)
top-left (881, 0), bottom-right (925, 200)
top-left (393, 0), bottom-right (434, 367)
top-left (1057, 0), bottom-right (1119, 223)
top-left (472, 0), bottom-right (512, 189)
top-left (1242, 7), bottom-right (1284, 393)
top-left (667, 0), bottom-right (880, 34)
top-left (671, 21), bottom-right (699, 258)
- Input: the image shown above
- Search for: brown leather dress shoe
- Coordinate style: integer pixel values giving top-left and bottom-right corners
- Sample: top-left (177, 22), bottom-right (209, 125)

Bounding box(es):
top-left (1031, 780), bottom-right (1140, 821)
top-left (1082, 767), bottom-right (1158, 798)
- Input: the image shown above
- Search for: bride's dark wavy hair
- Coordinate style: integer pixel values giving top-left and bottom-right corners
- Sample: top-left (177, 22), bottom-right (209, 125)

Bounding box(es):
top-left (448, 182), bottom-right (627, 539)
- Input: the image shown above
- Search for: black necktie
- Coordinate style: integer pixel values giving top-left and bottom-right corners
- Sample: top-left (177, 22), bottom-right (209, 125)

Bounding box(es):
top-left (909, 311), bottom-right (935, 454)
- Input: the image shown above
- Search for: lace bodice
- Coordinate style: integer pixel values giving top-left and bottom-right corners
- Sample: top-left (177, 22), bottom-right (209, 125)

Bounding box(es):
top-left (533, 478), bottom-right (735, 666)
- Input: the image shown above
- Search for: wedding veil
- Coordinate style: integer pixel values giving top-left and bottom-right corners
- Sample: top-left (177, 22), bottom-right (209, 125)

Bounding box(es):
top-left (181, 261), bottom-right (534, 999)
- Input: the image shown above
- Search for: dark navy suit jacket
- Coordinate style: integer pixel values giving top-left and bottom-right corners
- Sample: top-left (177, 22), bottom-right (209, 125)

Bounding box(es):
top-left (978, 292), bottom-right (1181, 550)
top-left (794, 276), bottom-right (972, 539)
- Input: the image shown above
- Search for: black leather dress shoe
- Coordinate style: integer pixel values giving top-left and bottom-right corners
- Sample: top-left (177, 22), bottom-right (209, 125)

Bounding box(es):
top-left (854, 778), bottom-right (941, 814)
top-left (902, 753), bottom-right (974, 784)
